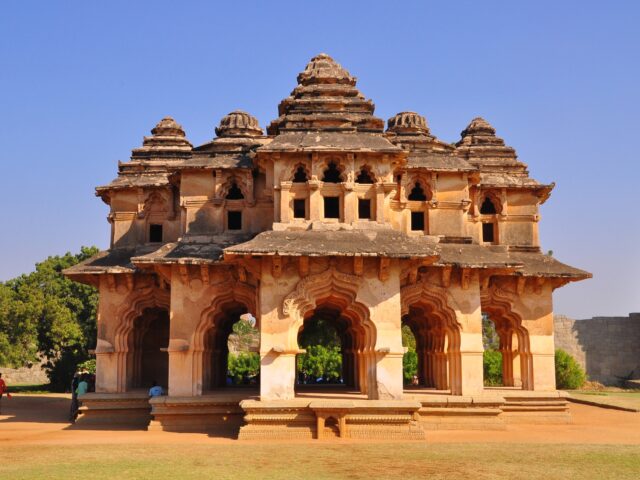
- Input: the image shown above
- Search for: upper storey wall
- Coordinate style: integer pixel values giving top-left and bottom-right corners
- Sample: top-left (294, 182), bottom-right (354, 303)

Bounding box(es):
top-left (96, 56), bottom-right (553, 251)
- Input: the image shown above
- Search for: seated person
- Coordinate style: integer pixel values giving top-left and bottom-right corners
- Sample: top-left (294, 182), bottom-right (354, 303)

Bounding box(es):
top-left (148, 381), bottom-right (164, 397)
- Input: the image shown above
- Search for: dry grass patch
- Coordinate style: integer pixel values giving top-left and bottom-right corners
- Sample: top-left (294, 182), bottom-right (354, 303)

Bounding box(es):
top-left (1, 442), bottom-right (639, 480)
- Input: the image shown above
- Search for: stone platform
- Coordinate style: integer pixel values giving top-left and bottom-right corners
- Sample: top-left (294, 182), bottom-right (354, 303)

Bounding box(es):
top-left (238, 398), bottom-right (426, 440)
top-left (75, 392), bottom-right (151, 428)
top-left (74, 388), bottom-right (571, 436)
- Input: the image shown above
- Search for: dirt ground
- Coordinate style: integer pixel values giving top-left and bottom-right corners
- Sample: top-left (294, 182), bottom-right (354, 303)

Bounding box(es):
top-left (1, 393), bottom-right (639, 445)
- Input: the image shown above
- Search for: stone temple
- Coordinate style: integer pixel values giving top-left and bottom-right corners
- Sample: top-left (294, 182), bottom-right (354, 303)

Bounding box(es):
top-left (65, 54), bottom-right (590, 439)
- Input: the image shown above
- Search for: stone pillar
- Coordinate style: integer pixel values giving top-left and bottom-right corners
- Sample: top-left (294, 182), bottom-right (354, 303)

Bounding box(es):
top-left (375, 184), bottom-right (385, 223)
top-left (258, 259), bottom-right (297, 400)
top-left (167, 272), bottom-right (195, 396)
top-left (365, 261), bottom-right (404, 400)
top-left (453, 272), bottom-right (485, 396)
top-left (280, 182), bottom-right (291, 224)
top-left (309, 181), bottom-right (321, 221)
top-left (344, 187), bottom-right (356, 224)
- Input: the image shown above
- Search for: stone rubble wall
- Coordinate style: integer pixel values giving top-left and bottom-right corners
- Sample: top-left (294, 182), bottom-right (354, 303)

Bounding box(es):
top-left (554, 313), bottom-right (640, 385)
top-left (0, 362), bottom-right (49, 386)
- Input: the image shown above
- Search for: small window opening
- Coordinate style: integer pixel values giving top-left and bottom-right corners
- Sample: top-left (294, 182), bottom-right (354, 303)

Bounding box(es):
top-left (358, 198), bottom-right (372, 219)
top-left (482, 222), bottom-right (495, 243)
top-left (293, 166), bottom-right (308, 183)
top-left (411, 211), bottom-right (425, 231)
top-left (293, 199), bottom-right (306, 219)
top-left (356, 167), bottom-right (374, 184)
top-left (408, 182), bottom-right (428, 201)
top-left (149, 224), bottom-right (163, 243)
top-left (322, 161), bottom-right (342, 183)
top-left (226, 182), bottom-right (244, 200)
top-left (480, 197), bottom-right (497, 214)
top-left (228, 211), bottom-right (242, 230)
top-left (324, 196), bottom-right (340, 219)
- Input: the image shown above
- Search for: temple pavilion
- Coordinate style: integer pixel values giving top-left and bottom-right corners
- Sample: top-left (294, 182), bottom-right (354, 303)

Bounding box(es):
top-left (65, 54), bottom-right (590, 439)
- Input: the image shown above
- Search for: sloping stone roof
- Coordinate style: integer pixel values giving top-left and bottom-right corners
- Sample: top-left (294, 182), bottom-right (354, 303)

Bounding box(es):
top-left (131, 235), bottom-right (256, 265)
top-left (225, 229), bottom-right (439, 258)
top-left (96, 172), bottom-right (171, 193)
top-left (63, 246), bottom-right (160, 276)
top-left (258, 131), bottom-right (401, 154)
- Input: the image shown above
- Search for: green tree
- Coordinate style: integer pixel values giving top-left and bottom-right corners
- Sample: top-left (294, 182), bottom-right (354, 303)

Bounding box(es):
top-left (555, 348), bottom-right (586, 389)
top-left (227, 352), bottom-right (260, 384)
top-left (482, 313), bottom-right (499, 350)
top-left (297, 344), bottom-right (342, 382)
top-left (483, 350), bottom-right (503, 386)
top-left (0, 247), bottom-right (99, 390)
top-left (402, 324), bottom-right (418, 384)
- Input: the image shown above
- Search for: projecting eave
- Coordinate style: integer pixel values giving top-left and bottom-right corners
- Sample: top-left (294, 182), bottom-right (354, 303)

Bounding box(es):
top-left (434, 244), bottom-right (523, 270)
top-left (405, 153), bottom-right (477, 173)
top-left (95, 172), bottom-right (171, 196)
top-left (173, 154), bottom-right (254, 170)
top-left (63, 247), bottom-right (159, 286)
top-left (224, 229), bottom-right (439, 259)
top-left (507, 251), bottom-right (592, 281)
top-left (131, 235), bottom-right (257, 266)
top-left (257, 131), bottom-right (403, 155)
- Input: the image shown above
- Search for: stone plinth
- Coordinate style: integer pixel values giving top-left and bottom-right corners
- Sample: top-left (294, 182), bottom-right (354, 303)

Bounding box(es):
top-left (148, 392), bottom-right (255, 435)
top-left (75, 392), bottom-right (151, 428)
top-left (238, 398), bottom-right (425, 440)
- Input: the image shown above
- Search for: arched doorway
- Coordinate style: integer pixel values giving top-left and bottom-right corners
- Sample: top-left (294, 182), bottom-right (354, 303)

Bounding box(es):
top-left (482, 311), bottom-right (532, 389)
top-left (126, 307), bottom-right (169, 391)
top-left (402, 305), bottom-right (460, 392)
top-left (201, 302), bottom-right (260, 391)
top-left (294, 301), bottom-right (376, 398)
top-left (296, 307), bottom-right (354, 389)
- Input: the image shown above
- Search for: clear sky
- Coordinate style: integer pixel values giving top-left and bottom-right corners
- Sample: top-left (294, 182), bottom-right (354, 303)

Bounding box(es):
top-left (0, 1), bottom-right (638, 318)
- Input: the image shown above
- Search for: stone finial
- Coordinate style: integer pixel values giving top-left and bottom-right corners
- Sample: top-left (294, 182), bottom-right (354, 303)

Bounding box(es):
top-left (387, 112), bottom-right (430, 135)
top-left (457, 117), bottom-right (506, 147)
top-left (133, 116), bottom-right (193, 158)
top-left (297, 53), bottom-right (356, 86)
top-left (150, 116), bottom-right (188, 138)
top-left (460, 117), bottom-right (496, 137)
top-left (215, 110), bottom-right (263, 137)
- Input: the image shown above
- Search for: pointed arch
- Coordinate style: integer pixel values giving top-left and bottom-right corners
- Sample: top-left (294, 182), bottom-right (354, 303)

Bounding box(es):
top-left (190, 280), bottom-right (258, 395)
top-left (282, 266), bottom-right (377, 397)
top-left (480, 285), bottom-right (533, 389)
top-left (401, 278), bottom-right (462, 394)
top-left (113, 287), bottom-right (171, 392)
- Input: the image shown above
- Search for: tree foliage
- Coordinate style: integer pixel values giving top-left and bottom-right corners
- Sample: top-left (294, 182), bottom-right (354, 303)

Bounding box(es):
top-left (297, 344), bottom-right (342, 382)
top-left (0, 247), bottom-right (99, 390)
top-left (227, 352), bottom-right (259, 384)
top-left (296, 318), bottom-right (342, 382)
top-left (483, 350), bottom-right (503, 386)
top-left (555, 348), bottom-right (586, 389)
top-left (402, 324), bottom-right (418, 384)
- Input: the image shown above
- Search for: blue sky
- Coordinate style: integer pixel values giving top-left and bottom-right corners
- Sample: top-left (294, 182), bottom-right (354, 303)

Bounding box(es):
top-left (0, 1), bottom-right (638, 318)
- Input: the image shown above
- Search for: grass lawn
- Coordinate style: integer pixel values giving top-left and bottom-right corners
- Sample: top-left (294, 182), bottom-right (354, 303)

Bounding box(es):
top-left (569, 390), bottom-right (640, 411)
top-left (6, 383), bottom-right (53, 395)
top-left (1, 442), bottom-right (639, 480)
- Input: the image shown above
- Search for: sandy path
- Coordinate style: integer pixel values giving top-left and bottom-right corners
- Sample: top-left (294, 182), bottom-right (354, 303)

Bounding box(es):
top-left (1, 393), bottom-right (639, 445)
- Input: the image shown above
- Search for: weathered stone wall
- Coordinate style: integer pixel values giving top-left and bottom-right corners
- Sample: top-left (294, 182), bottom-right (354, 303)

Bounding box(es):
top-left (554, 313), bottom-right (640, 385)
top-left (0, 363), bottom-right (49, 385)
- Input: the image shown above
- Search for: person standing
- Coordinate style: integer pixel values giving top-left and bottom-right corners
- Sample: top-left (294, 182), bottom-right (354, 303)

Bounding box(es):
top-left (0, 373), bottom-right (12, 415)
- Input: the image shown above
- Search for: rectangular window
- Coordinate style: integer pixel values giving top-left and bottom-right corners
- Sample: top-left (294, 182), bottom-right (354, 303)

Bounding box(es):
top-left (482, 222), bottom-right (495, 243)
top-left (227, 211), bottom-right (242, 230)
top-left (358, 198), bottom-right (372, 220)
top-left (293, 198), bottom-right (306, 219)
top-left (324, 196), bottom-right (340, 219)
top-left (411, 211), bottom-right (424, 231)
top-left (149, 224), bottom-right (163, 243)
